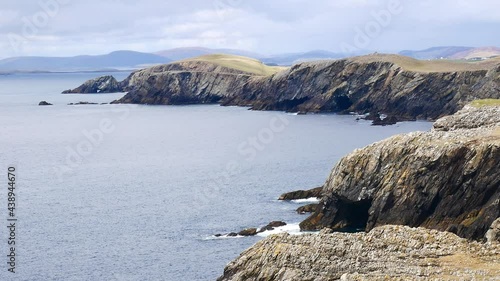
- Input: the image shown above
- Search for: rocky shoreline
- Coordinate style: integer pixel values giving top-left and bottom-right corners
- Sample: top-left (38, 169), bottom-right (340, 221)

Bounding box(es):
top-left (218, 225), bottom-right (500, 281)
top-left (218, 103), bottom-right (500, 280)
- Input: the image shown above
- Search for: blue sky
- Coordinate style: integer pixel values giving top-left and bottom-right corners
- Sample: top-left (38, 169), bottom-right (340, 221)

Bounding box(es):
top-left (0, 0), bottom-right (499, 58)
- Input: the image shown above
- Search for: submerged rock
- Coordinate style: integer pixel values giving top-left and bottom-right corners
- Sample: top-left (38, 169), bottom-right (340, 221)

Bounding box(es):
top-left (300, 104), bottom-right (500, 241)
top-left (217, 225), bottom-right (500, 281)
top-left (258, 221), bottom-right (287, 232)
top-left (278, 187), bottom-right (323, 200)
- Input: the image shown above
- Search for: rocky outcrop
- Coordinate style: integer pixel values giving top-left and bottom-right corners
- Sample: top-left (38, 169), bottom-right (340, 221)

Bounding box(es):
top-left (62, 75), bottom-right (121, 93)
top-left (486, 218), bottom-right (500, 243)
top-left (296, 204), bottom-right (319, 214)
top-left (215, 221), bottom-right (288, 238)
top-left (218, 225), bottom-right (500, 281)
top-left (114, 62), bottom-right (256, 105)
top-left (63, 54), bottom-right (500, 120)
top-left (258, 221), bottom-right (287, 232)
top-left (278, 187), bottom-right (323, 200)
top-left (38, 101), bottom-right (52, 106)
top-left (300, 104), bottom-right (500, 241)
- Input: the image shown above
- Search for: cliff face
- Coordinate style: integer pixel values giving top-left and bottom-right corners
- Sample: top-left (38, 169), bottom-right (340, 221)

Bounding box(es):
top-left (115, 61), bottom-right (255, 104)
top-left (63, 54), bottom-right (500, 120)
top-left (218, 225), bottom-right (500, 281)
top-left (224, 58), bottom-right (499, 120)
top-left (300, 105), bottom-right (500, 241)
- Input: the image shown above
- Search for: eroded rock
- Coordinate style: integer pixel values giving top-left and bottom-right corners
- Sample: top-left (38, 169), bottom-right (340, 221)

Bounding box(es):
top-left (218, 225), bottom-right (500, 281)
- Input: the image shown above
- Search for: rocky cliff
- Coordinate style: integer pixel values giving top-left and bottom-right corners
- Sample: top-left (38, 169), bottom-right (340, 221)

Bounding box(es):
top-left (223, 55), bottom-right (500, 120)
top-left (218, 225), bottom-right (500, 281)
top-left (62, 75), bottom-right (122, 93)
top-left (63, 54), bottom-right (500, 120)
top-left (300, 104), bottom-right (500, 241)
top-left (114, 60), bottom-right (258, 104)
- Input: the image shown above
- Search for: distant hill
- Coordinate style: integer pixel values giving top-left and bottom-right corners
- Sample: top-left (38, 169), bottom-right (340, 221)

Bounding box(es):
top-left (261, 50), bottom-right (347, 65)
top-left (0, 51), bottom-right (171, 72)
top-left (156, 47), bottom-right (349, 66)
top-left (155, 47), bottom-right (264, 61)
top-left (181, 54), bottom-right (286, 76)
top-left (400, 46), bottom-right (500, 60)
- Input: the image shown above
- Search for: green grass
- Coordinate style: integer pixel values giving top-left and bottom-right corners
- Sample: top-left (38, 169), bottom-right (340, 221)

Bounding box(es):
top-left (470, 99), bottom-right (500, 107)
top-left (181, 54), bottom-right (287, 76)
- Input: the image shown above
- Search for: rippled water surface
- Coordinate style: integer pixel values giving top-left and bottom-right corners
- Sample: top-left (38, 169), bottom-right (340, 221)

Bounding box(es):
top-left (0, 72), bottom-right (432, 280)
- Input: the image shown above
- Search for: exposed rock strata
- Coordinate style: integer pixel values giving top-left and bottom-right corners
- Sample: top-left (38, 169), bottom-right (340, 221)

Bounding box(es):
top-left (300, 105), bottom-right (500, 241)
top-left (223, 58), bottom-right (500, 120)
top-left (218, 225), bottom-right (500, 281)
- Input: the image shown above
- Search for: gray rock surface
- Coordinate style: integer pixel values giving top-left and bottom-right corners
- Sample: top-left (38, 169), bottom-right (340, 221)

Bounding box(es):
top-left (218, 225), bottom-right (500, 281)
top-left (486, 218), bottom-right (500, 243)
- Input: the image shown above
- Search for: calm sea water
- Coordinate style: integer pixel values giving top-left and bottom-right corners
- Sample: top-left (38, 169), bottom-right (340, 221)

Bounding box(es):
top-left (0, 72), bottom-right (432, 281)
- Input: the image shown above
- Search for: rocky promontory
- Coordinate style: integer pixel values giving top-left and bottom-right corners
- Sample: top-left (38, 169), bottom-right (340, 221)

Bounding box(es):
top-left (300, 104), bottom-right (500, 241)
top-left (219, 103), bottom-right (500, 280)
top-left (63, 54), bottom-right (500, 120)
top-left (62, 75), bottom-right (122, 93)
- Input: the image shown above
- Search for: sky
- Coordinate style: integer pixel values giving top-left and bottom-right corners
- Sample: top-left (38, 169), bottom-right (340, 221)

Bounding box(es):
top-left (0, 0), bottom-right (499, 58)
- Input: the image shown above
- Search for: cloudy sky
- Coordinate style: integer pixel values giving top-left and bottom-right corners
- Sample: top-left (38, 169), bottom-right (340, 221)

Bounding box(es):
top-left (0, 0), bottom-right (499, 58)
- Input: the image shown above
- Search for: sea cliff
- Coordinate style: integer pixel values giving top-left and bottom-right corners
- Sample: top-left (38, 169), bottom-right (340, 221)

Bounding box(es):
top-left (62, 54), bottom-right (500, 121)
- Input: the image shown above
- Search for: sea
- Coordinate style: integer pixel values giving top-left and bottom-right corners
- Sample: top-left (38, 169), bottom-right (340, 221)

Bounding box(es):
top-left (0, 71), bottom-right (432, 281)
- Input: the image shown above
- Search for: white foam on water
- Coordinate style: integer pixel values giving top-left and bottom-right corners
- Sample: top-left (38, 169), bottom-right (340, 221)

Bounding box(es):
top-left (290, 197), bottom-right (320, 204)
top-left (203, 234), bottom-right (245, 240)
top-left (257, 223), bottom-right (317, 237)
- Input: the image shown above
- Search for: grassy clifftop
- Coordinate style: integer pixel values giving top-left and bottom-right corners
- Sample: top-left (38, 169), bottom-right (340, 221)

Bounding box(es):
top-left (349, 54), bottom-right (500, 72)
top-left (180, 54), bottom-right (287, 76)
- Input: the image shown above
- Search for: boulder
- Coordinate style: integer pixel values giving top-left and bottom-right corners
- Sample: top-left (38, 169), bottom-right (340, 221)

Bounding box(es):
top-left (238, 228), bottom-right (258, 237)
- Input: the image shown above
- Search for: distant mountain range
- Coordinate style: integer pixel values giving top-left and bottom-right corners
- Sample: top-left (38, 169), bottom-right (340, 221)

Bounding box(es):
top-left (1, 46), bottom-right (498, 73)
top-left (0, 51), bottom-right (171, 73)
top-left (399, 46), bottom-right (500, 60)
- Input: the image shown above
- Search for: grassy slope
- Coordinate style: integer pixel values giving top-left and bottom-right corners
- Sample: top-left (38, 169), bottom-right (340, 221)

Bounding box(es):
top-left (349, 54), bottom-right (500, 73)
top-left (470, 99), bottom-right (500, 107)
top-left (180, 54), bottom-right (287, 76)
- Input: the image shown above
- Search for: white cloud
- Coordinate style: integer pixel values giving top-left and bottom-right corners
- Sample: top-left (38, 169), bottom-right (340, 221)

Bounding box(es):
top-left (0, 0), bottom-right (498, 58)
